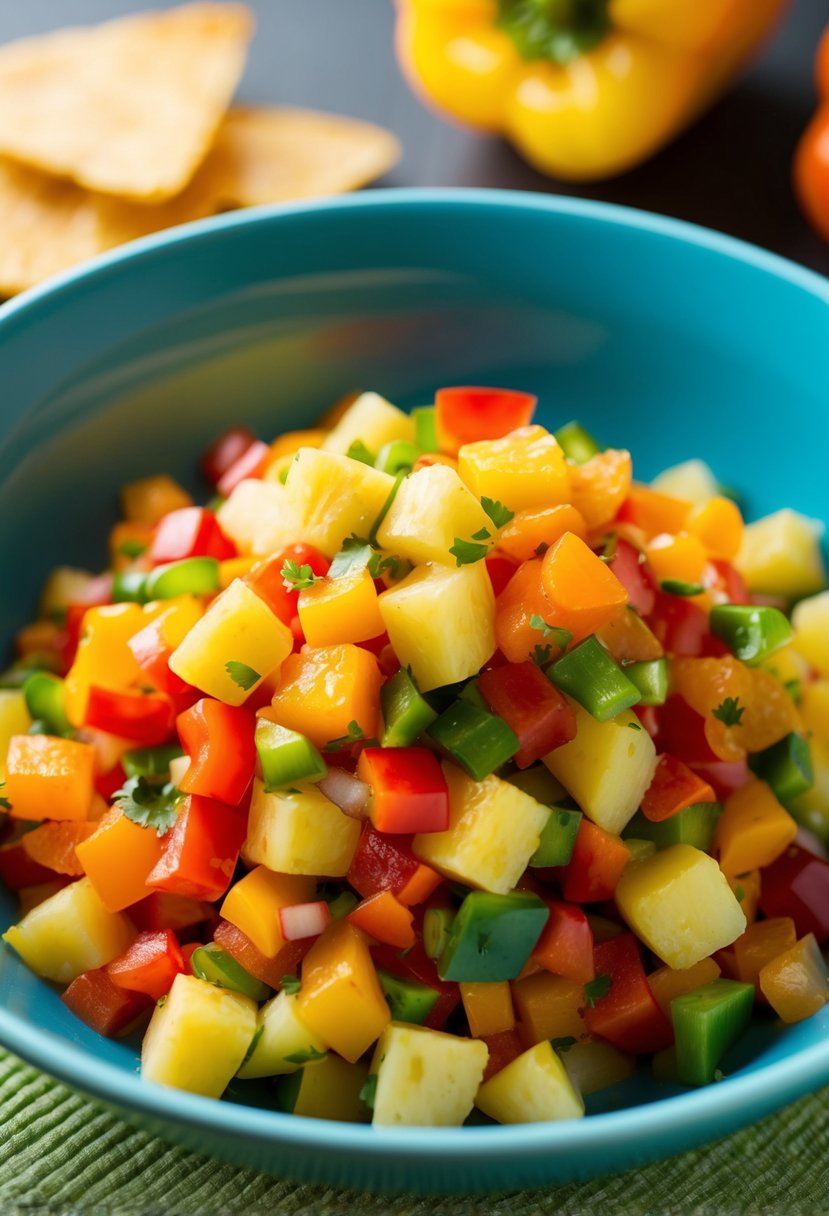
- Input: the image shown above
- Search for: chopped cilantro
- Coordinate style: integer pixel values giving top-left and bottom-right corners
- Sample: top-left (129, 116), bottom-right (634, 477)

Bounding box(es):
top-left (627, 721), bottom-right (643, 731)
top-left (551, 1036), bottom-right (578, 1054)
top-left (530, 616), bottom-right (572, 652)
top-left (113, 775), bottom-right (181, 837)
top-left (712, 696), bottom-right (745, 727)
top-left (661, 579), bottom-right (705, 597)
top-left (325, 720), bottom-right (375, 752)
top-left (584, 974), bottom-right (612, 1008)
top-left (360, 1074), bottom-right (377, 1110)
top-left (281, 975), bottom-right (301, 995)
top-left (471, 527), bottom-right (492, 542)
top-left (481, 498), bottom-right (515, 529)
top-left (532, 643), bottom-right (553, 668)
top-left (281, 559), bottom-right (321, 591)
top-left (284, 1046), bottom-right (328, 1065)
top-left (329, 537), bottom-right (406, 582)
top-left (449, 537), bottom-right (489, 566)
top-left (735, 885), bottom-right (745, 903)
top-left (240, 1024), bottom-right (264, 1067)
top-left (156, 995), bottom-right (168, 1008)
top-left (225, 660), bottom-right (261, 691)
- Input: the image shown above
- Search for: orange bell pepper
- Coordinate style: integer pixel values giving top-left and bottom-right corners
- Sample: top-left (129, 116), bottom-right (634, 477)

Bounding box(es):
top-left (5, 734), bottom-right (96, 822)
top-left (267, 644), bottom-right (383, 751)
top-left (794, 27), bottom-right (829, 243)
top-left (21, 821), bottom-right (97, 876)
top-left (460, 981), bottom-right (516, 1037)
top-left (347, 889), bottom-right (416, 949)
top-left (75, 807), bottom-right (166, 912)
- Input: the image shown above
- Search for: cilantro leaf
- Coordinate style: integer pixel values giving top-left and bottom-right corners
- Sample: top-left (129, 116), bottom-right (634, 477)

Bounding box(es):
top-left (661, 578), bottom-right (705, 597)
top-left (481, 497), bottom-right (515, 529)
top-left (584, 974), bottom-right (612, 1008)
top-left (240, 1024), bottom-right (264, 1068)
top-left (712, 696), bottom-right (745, 727)
top-left (346, 439), bottom-right (375, 466)
top-left (281, 559), bottom-right (321, 591)
top-left (325, 720), bottom-right (375, 752)
top-left (360, 1074), bottom-right (377, 1110)
top-left (551, 1036), bottom-right (577, 1055)
top-left (471, 527), bottom-right (492, 542)
top-left (532, 643), bottom-right (553, 668)
top-left (328, 537), bottom-right (407, 583)
top-left (627, 721), bottom-right (642, 731)
top-left (449, 538), bottom-right (489, 566)
top-left (225, 660), bottom-right (261, 691)
top-left (530, 616), bottom-right (572, 652)
top-left (284, 1046), bottom-right (328, 1065)
top-left (281, 975), bottom-right (301, 995)
top-left (114, 775), bottom-right (181, 837)
top-left (735, 885), bottom-right (745, 903)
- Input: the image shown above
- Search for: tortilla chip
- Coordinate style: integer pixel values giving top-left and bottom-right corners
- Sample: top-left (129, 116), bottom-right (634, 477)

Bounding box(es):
top-left (0, 3), bottom-right (253, 202)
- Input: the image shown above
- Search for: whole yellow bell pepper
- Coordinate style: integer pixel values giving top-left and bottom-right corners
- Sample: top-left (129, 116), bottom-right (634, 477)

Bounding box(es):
top-left (395, 0), bottom-right (787, 180)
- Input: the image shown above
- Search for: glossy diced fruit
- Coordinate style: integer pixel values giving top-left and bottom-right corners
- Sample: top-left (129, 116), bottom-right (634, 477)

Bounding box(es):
top-left (141, 973), bottom-right (256, 1097)
top-left (283, 448), bottom-right (395, 557)
top-left (237, 990), bottom-right (327, 1079)
top-left (296, 921), bottom-right (390, 1062)
top-left (277, 1054), bottom-right (370, 1122)
top-left (460, 981), bottom-right (515, 1037)
top-left (216, 480), bottom-right (300, 556)
top-left (370, 1022), bottom-right (488, 1126)
top-left (647, 958), bottom-right (722, 1019)
top-left (75, 808), bottom-right (165, 912)
top-left (457, 426), bottom-right (570, 513)
top-left (616, 844), bottom-right (746, 969)
top-left (758, 934), bottom-right (829, 1023)
top-left (560, 1037), bottom-right (635, 1097)
top-left (543, 701), bottom-right (657, 836)
top-left (651, 459), bottom-right (719, 505)
top-left (671, 979), bottom-right (755, 1087)
top-left (732, 918), bottom-right (797, 989)
top-left (376, 464), bottom-right (492, 566)
top-left (169, 579), bottom-right (292, 706)
top-left (379, 562), bottom-right (495, 693)
top-left (243, 779), bottom-right (361, 878)
top-left (321, 391), bottom-right (414, 456)
top-left (437, 891), bottom-right (549, 982)
top-left (267, 644), bottom-right (383, 750)
top-left (220, 864), bottom-right (316, 957)
top-left (475, 1040), bottom-right (584, 1124)
top-left (540, 533), bottom-right (629, 643)
top-left (297, 569), bottom-right (384, 647)
top-left (5, 734), bottom-right (96, 822)
top-left (511, 972), bottom-right (586, 1046)
top-left (3, 877), bottom-right (134, 984)
top-left (735, 509), bottom-right (826, 599)
top-left (0, 692), bottom-right (32, 777)
top-left (792, 591), bottom-right (829, 677)
top-left (714, 780), bottom-right (797, 875)
top-left (413, 761), bottom-right (549, 895)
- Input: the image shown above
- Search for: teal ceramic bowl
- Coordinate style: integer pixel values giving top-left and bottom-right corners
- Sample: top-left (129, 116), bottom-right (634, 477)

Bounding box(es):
top-left (0, 191), bottom-right (827, 1194)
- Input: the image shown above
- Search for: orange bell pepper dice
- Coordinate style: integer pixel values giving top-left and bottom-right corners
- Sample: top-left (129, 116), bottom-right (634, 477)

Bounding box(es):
top-left (177, 698), bottom-right (256, 806)
top-left (347, 890), bottom-right (415, 950)
top-left (107, 928), bottom-right (185, 1001)
top-left (147, 795), bottom-right (247, 902)
top-left (494, 557), bottom-right (555, 664)
top-left (540, 532), bottom-right (628, 642)
top-left (267, 644), bottom-right (383, 751)
top-left (641, 753), bottom-right (717, 823)
top-left (220, 865), bottom-right (315, 958)
top-left (21, 821), bottom-right (97, 876)
top-left (76, 807), bottom-right (167, 912)
top-left (5, 734), bottom-right (96, 822)
top-left (296, 920), bottom-right (391, 1062)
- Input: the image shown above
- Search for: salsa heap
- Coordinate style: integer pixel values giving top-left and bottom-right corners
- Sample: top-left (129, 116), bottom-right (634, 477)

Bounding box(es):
top-left (1, 386), bottom-right (827, 1127)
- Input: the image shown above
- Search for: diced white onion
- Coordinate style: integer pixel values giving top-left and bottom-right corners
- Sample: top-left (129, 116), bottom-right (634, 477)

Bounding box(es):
top-left (318, 768), bottom-right (371, 820)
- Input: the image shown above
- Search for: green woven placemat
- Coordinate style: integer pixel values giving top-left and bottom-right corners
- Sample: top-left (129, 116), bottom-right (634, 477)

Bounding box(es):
top-left (0, 1049), bottom-right (827, 1216)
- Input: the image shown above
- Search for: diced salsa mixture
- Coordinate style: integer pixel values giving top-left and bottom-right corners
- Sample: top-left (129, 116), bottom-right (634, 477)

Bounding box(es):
top-left (1, 387), bottom-right (828, 1127)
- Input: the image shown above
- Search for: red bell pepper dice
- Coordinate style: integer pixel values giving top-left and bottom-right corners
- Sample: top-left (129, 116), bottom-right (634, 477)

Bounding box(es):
top-left (348, 824), bottom-right (433, 900)
top-left (478, 661), bottom-right (577, 768)
top-left (583, 934), bottom-right (673, 1054)
top-left (245, 544), bottom-right (330, 625)
top-left (200, 425), bottom-right (259, 487)
top-left (147, 796), bottom-right (246, 902)
top-left (213, 919), bottom-right (310, 988)
top-left (608, 538), bottom-right (657, 617)
top-left (711, 560), bottom-right (750, 605)
top-left (149, 508), bottom-right (235, 564)
top-left (641, 753), bottom-right (717, 823)
top-left (658, 695), bottom-right (719, 764)
top-left (480, 1028), bottom-right (526, 1081)
top-left (486, 554), bottom-right (518, 598)
top-left (356, 747), bottom-right (449, 834)
top-left (372, 938), bottom-right (460, 1031)
top-left (107, 928), bottom-right (185, 1001)
top-left (0, 841), bottom-right (59, 890)
top-left (84, 686), bottom-right (175, 746)
top-left (130, 891), bottom-right (214, 934)
top-left (687, 758), bottom-right (750, 802)
top-left (62, 968), bottom-right (151, 1037)
top-left (217, 440), bottom-right (271, 498)
top-left (759, 845), bottom-right (829, 946)
top-left (128, 611), bottom-right (194, 697)
top-left (648, 592), bottom-right (727, 659)
top-left (557, 819), bottom-right (631, 903)
top-left (177, 699), bottom-right (256, 806)
top-left (435, 387), bottom-right (537, 447)
top-left (532, 899), bottom-right (595, 985)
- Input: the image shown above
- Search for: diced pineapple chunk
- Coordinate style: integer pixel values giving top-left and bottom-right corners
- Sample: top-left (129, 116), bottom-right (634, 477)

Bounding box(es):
top-left (216, 479), bottom-right (300, 557)
top-left (378, 561), bottom-right (495, 692)
top-left (650, 459), bottom-right (719, 505)
top-left (0, 691), bottom-right (31, 778)
top-left (2, 877), bottom-right (134, 984)
top-left (375, 465), bottom-right (493, 566)
top-left (169, 578), bottom-right (293, 706)
top-left (714, 780), bottom-right (797, 875)
top-left (370, 1022), bottom-right (488, 1127)
top-left (615, 844), bottom-right (746, 969)
top-left (283, 1053), bottom-right (370, 1121)
top-left (243, 778), bottom-right (361, 877)
top-left (283, 448), bottom-right (394, 557)
top-left (560, 1038), bottom-right (635, 1097)
top-left (322, 391), bottom-right (414, 456)
top-left (141, 973), bottom-right (256, 1097)
top-left (543, 700), bottom-right (657, 836)
top-left (798, 679), bottom-right (829, 743)
top-left (457, 426), bottom-right (570, 513)
top-left (413, 761), bottom-right (549, 894)
top-left (735, 509), bottom-right (826, 599)
top-left (237, 990), bottom-right (327, 1079)
top-left (792, 591), bottom-right (829, 678)
top-left (475, 1040), bottom-right (584, 1124)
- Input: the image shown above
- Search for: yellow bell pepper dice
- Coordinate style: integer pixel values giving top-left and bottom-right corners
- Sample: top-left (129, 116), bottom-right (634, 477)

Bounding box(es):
top-left (3, 877), bottom-right (134, 984)
top-left (288, 1053), bottom-right (370, 1123)
top-left (243, 779), bottom-right (361, 879)
top-left (370, 1023), bottom-right (488, 1127)
top-left (475, 1040), bottom-right (584, 1125)
top-left (64, 602), bottom-right (159, 725)
top-left (321, 391), bottom-right (414, 456)
top-left (616, 844), bottom-right (746, 970)
top-left (685, 497), bottom-right (744, 563)
top-left (375, 464), bottom-right (493, 566)
top-left (413, 761), bottom-right (549, 895)
top-left (457, 426), bottom-right (570, 513)
top-left (736, 509), bottom-right (826, 600)
top-left (758, 934), bottom-right (829, 1024)
top-left (560, 1038), bottom-right (635, 1098)
top-left (295, 921), bottom-right (390, 1063)
top-left (714, 780), bottom-right (798, 876)
top-left (297, 569), bottom-right (384, 648)
top-left (169, 578), bottom-right (293, 706)
top-left (121, 474), bottom-right (193, 525)
top-left (283, 448), bottom-right (395, 558)
top-left (801, 680), bottom-right (829, 744)
top-left (460, 981), bottom-right (516, 1038)
top-left (645, 531), bottom-right (708, 585)
top-left (379, 561), bottom-right (495, 693)
top-left (4, 734), bottom-right (96, 822)
top-left (792, 591), bottom-right (829, 678)
top-left (0, 691), bottom-right (32, 776)
top-left (220, 864), bottom-right (316, 958)
top-left (141, 973), bottom-right (256, 1098)
top-left (267, 644), bottom-right (383, 750)
top-left (510, 972), bottom-right (587, 1047)
top-left (396, 0), bottom-right (785, 182)
top-left (647, 958), bottom-right (722, 1020)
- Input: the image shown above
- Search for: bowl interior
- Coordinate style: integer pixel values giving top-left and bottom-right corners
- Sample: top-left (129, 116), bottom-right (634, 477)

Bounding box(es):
top-left (0, 192), bottom-right (827, 1188)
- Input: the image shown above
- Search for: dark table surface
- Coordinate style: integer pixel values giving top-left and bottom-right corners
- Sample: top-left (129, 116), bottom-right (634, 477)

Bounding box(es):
top-left (3, 0), bottom-right (828, 277)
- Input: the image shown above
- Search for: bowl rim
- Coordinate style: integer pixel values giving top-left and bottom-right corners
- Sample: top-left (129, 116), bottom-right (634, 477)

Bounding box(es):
top-left (0, 187), bottom-right (827, 1164)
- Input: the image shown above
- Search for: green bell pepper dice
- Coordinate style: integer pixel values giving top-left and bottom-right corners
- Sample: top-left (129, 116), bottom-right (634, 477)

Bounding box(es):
top-left (122, 744), bottom-right (185, 780)
top-left (423, 906), bottom-right (455, 960)
top-left (255, 718), bottom-right (327, 790)
top-left (623, 658), bottom-right (668, 706)
top-left (625, 803), bottom-right (723, 852)
top-left (380, 666), bottom-right (438, 747)
top-left (529, 806), bottom-right (582, 868)
top-left (428, 699), bottom-right (519, 780)
top-left (190, 943), bottom-right (271, 1002)
top-left (22, 672), bottom-right (73, 737)
top-left (144, 557), bottom-right (220, 600)
top-left (548, 635), bottom-right (641, 721)
top-left (438, 890), bottom-right (549, 982)
top-left (709, 604), bottom-right (793, 666)
top-left (375, 440), bottom-right (423, 476)
top-left (671, 979), bottom-right (755, 1087)
top-left (112, 570), bottom-right (149, 604)
top-left (412, 406), bottom-right (439, 453)
top-left (748, 732), bottom-right (814, 806)
top-left (377, 969), bottom-right (440, 1024)
top-left (553, 420), bottom-right (602, 464)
